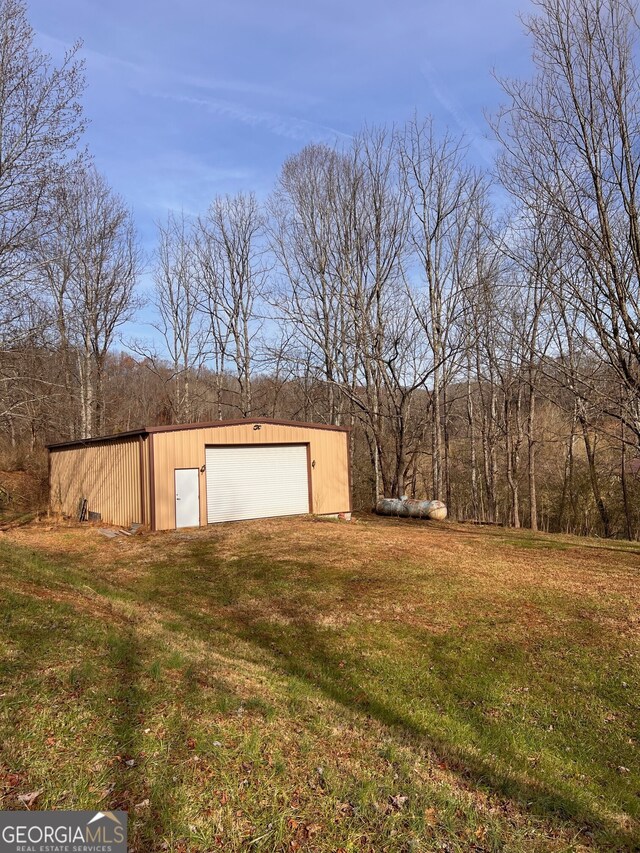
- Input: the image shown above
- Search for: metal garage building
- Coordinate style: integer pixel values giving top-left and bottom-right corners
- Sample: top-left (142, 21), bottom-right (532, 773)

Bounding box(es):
top-left (48, 419), bottom-right (351, 531)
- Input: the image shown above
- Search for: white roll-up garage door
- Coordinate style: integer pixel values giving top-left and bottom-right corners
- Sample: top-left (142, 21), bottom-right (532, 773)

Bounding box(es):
top-left (205, 444), bottom-right (310, 523)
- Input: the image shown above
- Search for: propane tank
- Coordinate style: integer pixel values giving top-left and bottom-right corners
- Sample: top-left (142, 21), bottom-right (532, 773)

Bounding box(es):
top-left (374, 497), bottom-right (447, 520)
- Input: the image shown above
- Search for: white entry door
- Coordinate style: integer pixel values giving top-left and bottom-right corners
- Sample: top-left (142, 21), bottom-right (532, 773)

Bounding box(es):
top-left (205, 445), bottom-right (310, 523)
top-left (175, 468), bottom-right (200, 528)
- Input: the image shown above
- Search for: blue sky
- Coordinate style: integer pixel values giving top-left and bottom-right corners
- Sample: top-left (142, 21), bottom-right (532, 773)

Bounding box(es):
top-left (29, 0), bottom-right (532, 345)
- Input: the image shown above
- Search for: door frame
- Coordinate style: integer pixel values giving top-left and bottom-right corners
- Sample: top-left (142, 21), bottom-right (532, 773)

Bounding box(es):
top-left (174, 467), bottom-right (201, 529)
top-left (204, 442), bottom-right (313, 523)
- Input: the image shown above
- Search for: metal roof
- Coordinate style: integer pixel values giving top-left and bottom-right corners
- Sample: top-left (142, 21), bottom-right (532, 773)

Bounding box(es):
top-left (46, 417), bottom-right (350, 450)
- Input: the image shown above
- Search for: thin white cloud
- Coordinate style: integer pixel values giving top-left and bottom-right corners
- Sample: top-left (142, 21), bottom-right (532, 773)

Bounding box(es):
top-left (37, 29), bottom-right (342, 145)
top-left (420, 60), bottom-right (496, 166)
top-left (36, 30), bottom-right (317, 108)
top-left (176, 71), bottom-right (319, 105)
top-left (149, 89), bottom-right (351, 144)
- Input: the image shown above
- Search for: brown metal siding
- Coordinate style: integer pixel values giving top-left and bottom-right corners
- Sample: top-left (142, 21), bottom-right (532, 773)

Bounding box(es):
top-left (152, 422), bottom-right (350, 531)
top-left (49, 437), bottom-right (142, 527)
top-left (140, 435), bottom-right (152, 527)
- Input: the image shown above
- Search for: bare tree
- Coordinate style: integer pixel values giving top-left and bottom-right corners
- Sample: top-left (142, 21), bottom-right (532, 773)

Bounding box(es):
top-left (398, 117), bottom-right (487, 502)
top-left (352, 127), bottom-right (420, 499)
top-left (495, 0), bottom-right (640, 444)
top-left (460, 206), bottom-right (505, 523)
top-left (38, 164), bottom-right (141, 437)
top-left (498, 201), bottom-right (557, 530)
top-left (271, 129), bottom-right (440, 500)
top-left (0, 0), bottom-right (84, 327)
top-left (142, 212), bottom-right (206, 423)
top-left (549, 265), bottom-right (614, 536)
top-left (0, 0), bottom-right (85, 437)
top-left (195, 193), bottom-right (265, 417)
top-left (269, 143), bottom-right (361, 427)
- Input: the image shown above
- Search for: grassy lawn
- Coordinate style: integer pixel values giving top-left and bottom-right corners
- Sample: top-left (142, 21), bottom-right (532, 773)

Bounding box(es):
top-left (0, 516), bottom-right (638, 851)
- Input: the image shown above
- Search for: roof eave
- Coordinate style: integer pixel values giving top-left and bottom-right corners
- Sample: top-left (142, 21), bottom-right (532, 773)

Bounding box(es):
top-left (46, 417), bottom-right (350, 450)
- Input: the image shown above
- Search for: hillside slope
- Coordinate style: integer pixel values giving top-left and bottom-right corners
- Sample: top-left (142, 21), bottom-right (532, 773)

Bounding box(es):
top-left (0, 517), bottom-right (638, 851)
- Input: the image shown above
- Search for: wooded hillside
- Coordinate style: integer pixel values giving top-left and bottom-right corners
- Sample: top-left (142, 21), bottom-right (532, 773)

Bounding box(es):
top-left (2, 0), bottom-right (640, 538)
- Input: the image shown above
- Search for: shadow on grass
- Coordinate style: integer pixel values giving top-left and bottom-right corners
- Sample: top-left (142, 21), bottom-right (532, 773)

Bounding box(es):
top-left (0, 585), bottom-right (249, 850)
top-left (236, 622), bottom-right (633, 847)
top-left (2, 534), bottom-right (638, 849)
top-left (104, 627), bottom-right (145, 806)
top-left (147, 546), bottom-right (638, 851)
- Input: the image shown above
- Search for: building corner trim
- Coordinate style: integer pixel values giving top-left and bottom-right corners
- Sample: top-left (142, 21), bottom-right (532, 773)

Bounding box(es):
top-left (149, 432), bottom-right (156, 532)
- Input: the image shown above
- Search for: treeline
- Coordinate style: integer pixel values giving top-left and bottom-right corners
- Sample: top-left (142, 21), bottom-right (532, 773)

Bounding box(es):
top-left (2, 0), bottom-right (640, 538)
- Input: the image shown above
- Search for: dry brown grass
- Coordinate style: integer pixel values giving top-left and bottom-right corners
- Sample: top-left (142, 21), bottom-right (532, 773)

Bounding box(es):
top-left (1, 515), bottom-right (639, 850)
top-left (6, 514), bottom-right (640, 638)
